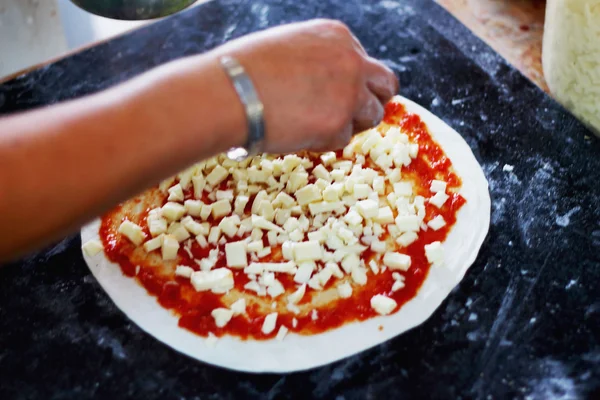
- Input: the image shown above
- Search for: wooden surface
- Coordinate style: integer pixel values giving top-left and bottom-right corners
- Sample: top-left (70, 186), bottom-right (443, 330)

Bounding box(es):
top-left (437, 0), bottom-right (548, 92)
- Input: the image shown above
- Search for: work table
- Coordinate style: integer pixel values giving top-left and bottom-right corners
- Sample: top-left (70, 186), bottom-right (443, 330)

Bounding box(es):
top-left (0, 0), bottom-right (598, 399)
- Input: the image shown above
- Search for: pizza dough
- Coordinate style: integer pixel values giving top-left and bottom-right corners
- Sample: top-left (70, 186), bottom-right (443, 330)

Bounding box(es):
top-left (81, 96), bottom-right (490, 372)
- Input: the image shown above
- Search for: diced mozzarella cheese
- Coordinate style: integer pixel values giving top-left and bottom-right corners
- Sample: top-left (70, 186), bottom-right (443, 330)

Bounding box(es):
top-left (184, 200), bottom-right (203, 218)
top-left (192, 175), bottom-right (206, 199)
top-left (320, 152), bottom-right (337, 166)
top-left (205, 332), bottom-right (218, 348)
top-left (257, 246), bottom-right (272, 258)
top-left (424, 241), bottom-right (444, 265)
top-left (262, 312), bottom-right (278, 334)
top-left (190, 268), bottom-right (234, 293)
top-left (294, 261), bottom-right (316, 284)
top-left (293, 241), bottom-right (322, 262)
top-left (351, 266), bottom-right (368, 285)
top-left (353, 183), bottom-right (371, 199)
top-left (206, 165), bottom-right (229, 186)
top-left (195, 234), bottom-right (208, 248)
top-left (337, 282), bottom-right (353, 298)
top-left (370, 240), bottom-right (387, 254)
top-left (175, 265), bottom-right (194, 278)
top-left (143, 234), bottom-right (163, 252)
top-left (211, 308), bottom-right (234, 328)
top-left (395, 215), bottom-right (420, 232)
top-left (396, 231), bottom-right (418, 247)
top-left (225, 241), bottom-right (247, 268)
top-left (430, 180), bottom-right (447, 193)
top-left (167, 184), bottom-right (184, 202)
top-left (427, 215), bottom-right (446, 231)
top-left (162, 202), bottom-right (186, 221)
top-left (295, 184), bottom-right (322, 206)
top-left (161, 235), bottom-right (179, 261)
top-left (276, 325), bottom-right (289, 341)
top-left (251, 215), bottom-right (285, 233)
top-left (82, 239), bottom-right (103, 256)
top-left (325, 262), bottom-right (344, 278)
top-left (181, 216), bottom-right (206, 236)
top-left (429, 191), bottom-right (450, 208)
top-left (287, 284), bottom-right (306, 304)
top-left (118, 220), bottom-right (146, 246)
top-left (308, 201), bottom-right (344, 216)
top-left (208, 226), bottom-right (221, 244)
top-left (211, 199), bottom-right (232, 219)
top-left (392, 279), bottom-right (405, 292)
top-left (374, 206), bottom-right (394, 224)
top-left (168, 222), bottom-right (191, 242)
top-left (383, 252), bottom-right (412, 271)
top-left (247, 240), bottom-right (264, 253)
top-left (230, 298), bottom-right (246, 315)
top-left (200, 204), bottom-right (212, 221)
top-left (234, 195), bottom-right (249, 215)
top-left (282, 242), bottom-right (295, 260)
top-left (341, 253), bottom-right (360, 274)
top-left (393, 182), bottom-right (412, 197)
top-left (370, 294), bottom-right (397, 315)
top-left (356, 199), bottom-right (379, 219)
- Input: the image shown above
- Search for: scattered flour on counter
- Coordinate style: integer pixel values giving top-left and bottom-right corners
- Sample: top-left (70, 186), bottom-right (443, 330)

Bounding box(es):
top-left (502, 164), bottom-right (514, 172)
top-left (555, 206), bottom-right (581, 227)
top-left (565, 279), bottom-right (578, 290)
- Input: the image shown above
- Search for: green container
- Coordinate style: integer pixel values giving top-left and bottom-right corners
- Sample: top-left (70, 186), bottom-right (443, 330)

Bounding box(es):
top-left (70, 0), bottom-right (198, 20)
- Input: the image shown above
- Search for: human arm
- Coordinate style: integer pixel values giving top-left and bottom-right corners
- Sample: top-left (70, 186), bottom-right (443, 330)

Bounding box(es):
top-left (0, 19), bottom-right (398, 260)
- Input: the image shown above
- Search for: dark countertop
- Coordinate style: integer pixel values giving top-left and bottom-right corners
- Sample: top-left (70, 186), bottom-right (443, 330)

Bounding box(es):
top-left (0, 0), bottom-right (599, 399)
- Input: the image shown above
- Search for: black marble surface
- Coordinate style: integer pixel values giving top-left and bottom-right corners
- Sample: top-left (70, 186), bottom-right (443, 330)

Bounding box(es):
top-left (0, 0), bottom-right (599, 398)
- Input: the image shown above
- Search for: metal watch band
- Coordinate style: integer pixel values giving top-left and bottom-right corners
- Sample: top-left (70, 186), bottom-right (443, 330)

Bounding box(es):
top-left (219, 56), bottom-right (265, 161)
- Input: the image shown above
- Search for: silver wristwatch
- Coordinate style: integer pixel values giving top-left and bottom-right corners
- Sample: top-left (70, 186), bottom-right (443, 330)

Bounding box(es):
top-left (220, 56), bottom-right (265, 161)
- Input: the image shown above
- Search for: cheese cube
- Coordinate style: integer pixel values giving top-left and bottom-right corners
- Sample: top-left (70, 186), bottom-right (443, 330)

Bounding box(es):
top-left (286, 172), bottom-right (309, 193)
top-left (429, 191), bottom-right (450, 208)
top-left (370, 294), bottom-right (397, 315)
top-left (322, 185), bottom-right (340, 202)
top-left (295, 184), bottom-right (322, 206)
top-left (211, 199), bottom-right (232, 219)
top-left (161, 234), bottom-right (180, 260)
top-left (211, 308), bottom-right (234, 328)
top-left (273, 192), bottom-right (296, 209)
top-left (344, 210), bottom-right (363, 226)
top-left (251, 215), bottom-right (285, 233)
top-left (372, 177), bottom-right (385, 194)
top-left (308, 201), bottom-right (344, 216)
top-left (168, 222), bottom-right (191, 242)
top-left (190, 268), bottom-right (234, 293)
top-left (427, 215), bottom-right (446, 231)
top-left (162, 202), bottom-right (186, 221)
top-left (233, 195), bottom-right (249, 215)
top-left (192, 175), bottom-right (206, 199)
top-left (353, 183), bottom-right (371, 199)
top-left (276, 326), bottom-right (289, 341)
top-left (206, 165), bottom-right (229, 186)
top-left (230, 298), bottom-right (246, 315)
top-left (356, 200), bottom-right (379, 219)
top-left (320, 152), bottom-right (337, 166)
top-left (200, 204), bottom-right (212, 221)
top-left (175, 265), bottom-right (194, 278)
top-left (351, 266), bottom-right (368, 285)
top-left (392, 280), bottom-right (405, 291)
top-left (293, 241), bottom-right (322, 262)
top-left (395, 215), bottom-right (420, 232)
top-left (247, 240), bottom-right (264, 253)
top-left (430, 180), bottom-right (447, 193)
top-left (267, 230), bottom-right (278, 246)
top-left (287, 284), bottom-right (306, 304)
top-left (219, 215), bottom-right (241, 238)
top-left (331, 169), bottom-right (346, 182)
top-left (184, 200), bottom-right (203, 217)
top-left (370, 240), bottom-right (386, 254)
top-left (225, 241), bottom-right (247, 268)
top-left (374, 206), bottom-right (394, 224)
top-left (409, 144), bottom-right (419, 158)
top-left (282, 241), bottom-right (295, 260)
top-left (208, 227), bottom-right (221, 244)
top-left (257, 201), bottom-right (275, 222)
top-left (283, 217), bottom-right (300, 233)
top-left (424, 241), bottom-right (444, 265)
top-left (257, 246), bottom-right (272, 258)
top-left (396, 231), bottom-right (418, 247)
top-left (294, 261), bottom-right (316, 284)
top-left (118, 220), bottom-right (146, 246)
top-left (388, 169), bottom-right (402, 183)
top-left (313, 164), bottom-right (331, 181)
top-left (289, 229), bottom-right (304, 242)
top-left (82, 239), bottom-right (104, 256)
top-left (180, 216), bottom-right (206, 236)
top-left (325, 262), bottom-right (344, 278)
top-left (337, 282), bottom-right (353, 298)
top-left (167, 184), bottom-right (184, 202)
top-left (383, 252), bottom-right (412, 271)
top-left (262, 312), bottom-right (278, 334)
top-left (143, 234), bottom-right (163, 252)
top-left (341, 253), bottom-right (360, 274)
top-left (393, 182), bottom-right (412, 197)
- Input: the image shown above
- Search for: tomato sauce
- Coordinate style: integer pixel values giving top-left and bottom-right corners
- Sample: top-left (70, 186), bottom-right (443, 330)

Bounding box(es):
top-left (99, 103), bottom-right (465, 339)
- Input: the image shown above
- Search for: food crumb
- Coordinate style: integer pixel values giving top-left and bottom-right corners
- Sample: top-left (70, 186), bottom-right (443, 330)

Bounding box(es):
top-left (378, 325), bottom-right (383, 331)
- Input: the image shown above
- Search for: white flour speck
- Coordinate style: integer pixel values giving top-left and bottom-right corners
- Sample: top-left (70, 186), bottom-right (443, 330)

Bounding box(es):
top-left (530, 317), bottom-right (537, 324)
top-left (431, 97), bottom-right (441, 107)
top-left (468, 313), bottom-right (478, 321)
top-left (503, 164), bottom-right (514, 172)
top-left (555, 206), bottom-right (581, 227)
top-left (565, 279), bottom-right (577, 290)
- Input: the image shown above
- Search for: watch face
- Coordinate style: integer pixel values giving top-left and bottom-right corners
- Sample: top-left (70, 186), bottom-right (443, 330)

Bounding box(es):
top-left (226, 147), bottom-right (250, 162)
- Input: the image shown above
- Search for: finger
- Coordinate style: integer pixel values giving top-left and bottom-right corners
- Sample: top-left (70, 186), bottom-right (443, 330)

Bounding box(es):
top-left (364, 57), bottom-right (399, 103)
top-left (353, 90), bottom-right (384, 134)
top-left (349, 31), bottom-right (368, 56)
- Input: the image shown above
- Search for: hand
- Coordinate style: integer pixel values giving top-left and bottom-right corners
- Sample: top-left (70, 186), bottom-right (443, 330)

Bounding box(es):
top-left (211, 19), bottom-right (399, 153)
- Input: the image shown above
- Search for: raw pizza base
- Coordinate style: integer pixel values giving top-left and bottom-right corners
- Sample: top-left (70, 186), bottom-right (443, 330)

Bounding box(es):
top-left (81, 96), bottom-right (491, 373)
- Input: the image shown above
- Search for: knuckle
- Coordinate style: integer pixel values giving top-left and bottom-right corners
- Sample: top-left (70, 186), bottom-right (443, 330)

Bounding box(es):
top-left (316, 19), bottom-right (350, 35)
